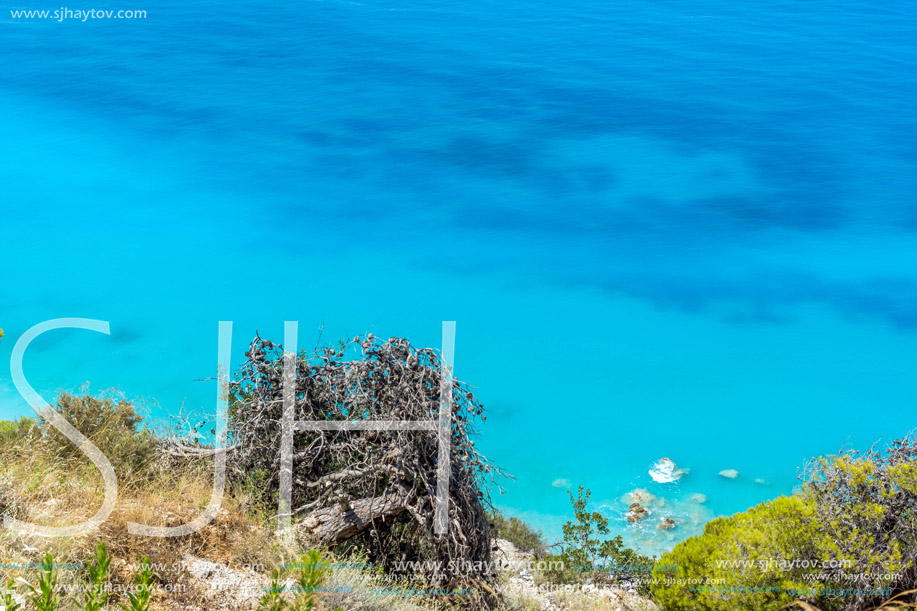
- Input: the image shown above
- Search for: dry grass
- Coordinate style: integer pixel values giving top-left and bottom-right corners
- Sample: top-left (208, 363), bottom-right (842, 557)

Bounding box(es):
top-left (498, 588), bottom-right (542, 611)
top-left (0, 421), bottom-right (293, 610)
top-left (0, 441), bottom-right (272, 564)
top-left (0, 415), bottom-right (457, 611)
top-left (320, 564), bottom-right (435, 611)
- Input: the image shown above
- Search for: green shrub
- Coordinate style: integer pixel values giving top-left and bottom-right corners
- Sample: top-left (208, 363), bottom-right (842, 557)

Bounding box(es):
top-left (542, 486), bottom-right (654, 593)
top-left (651, 441), bottom-right (917, 611)
top-left (804, 442), bottom-right (917, 609)
top-left (650, 495), bottom-right (828, 611)
top-left (257, 567), bottom-right (288, 611)
top-left (42, 393), bottom-right (155, 476)
top-left (562, 486), bottom-right (609, 572)
top-left (0, 417), bottom-right (39, 446)
top-left (489, 511), bottom-right (548, 558)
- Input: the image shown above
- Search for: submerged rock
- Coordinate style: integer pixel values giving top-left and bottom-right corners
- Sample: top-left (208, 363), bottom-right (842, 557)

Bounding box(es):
top-left (657, 517), bottom-right (676, 530)
top-left (689, 493), bottom-right (707, 503)
top-left (623, 488), bottom-right (657, 506)
top-left (719, 469), bottom-right (740, 479)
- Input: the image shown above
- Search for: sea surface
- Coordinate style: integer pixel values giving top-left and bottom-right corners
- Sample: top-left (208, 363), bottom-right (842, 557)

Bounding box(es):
top-left (1, 0), bottom-right (916, 555)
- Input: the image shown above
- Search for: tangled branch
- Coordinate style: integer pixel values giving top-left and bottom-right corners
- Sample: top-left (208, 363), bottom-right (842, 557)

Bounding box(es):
top-left (225, 333), bottom-right (508, 587)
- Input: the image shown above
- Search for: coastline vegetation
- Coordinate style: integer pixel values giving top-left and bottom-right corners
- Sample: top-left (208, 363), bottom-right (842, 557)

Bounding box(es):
top-left (652, 439), bottom-right (917, 611)
top-left (2, 391), bottom-right (917, 610)
top-left (0, 335), bottom-right (916, 610)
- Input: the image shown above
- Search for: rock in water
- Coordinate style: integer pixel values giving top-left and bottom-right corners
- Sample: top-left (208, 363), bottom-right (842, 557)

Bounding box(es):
top-left (627, 503), bottom-right (650, 522)
top-left (622, 488), bottom-right (656, 506)
top-left (689, 493), bottom-right (707, 503)
top-left (649, 457), bottom-right (686, 483)
top-left (657, 517), bottom-right (676, 530)
top-left (719, 469), bottom-right (740, 479)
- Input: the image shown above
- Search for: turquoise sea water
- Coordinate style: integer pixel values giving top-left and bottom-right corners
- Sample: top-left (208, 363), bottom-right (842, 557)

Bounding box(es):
top-left (1, 0), bottom-right (916, 555)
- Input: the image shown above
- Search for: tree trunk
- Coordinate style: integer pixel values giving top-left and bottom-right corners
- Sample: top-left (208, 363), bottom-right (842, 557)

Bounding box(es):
top-left (301, 491), bottom-right (410, 545)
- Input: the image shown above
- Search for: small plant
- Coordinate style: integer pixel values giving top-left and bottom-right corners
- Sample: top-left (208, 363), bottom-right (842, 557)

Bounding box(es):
top-left (26, 553), bottom-right (59, 611)
top-left (255, 549), bottom-right (331, 611)
top-left (542, 485), bottom-right (653, 590)
top-left (83, 541), bottom-right (112, 611)
top-left (2, 577), bottom-right (22, 611)
top-left (119, 557), bottom-right (154, 611)
top-left (559, 486), bottom-right (609, 576)
top-left (256, 568), bottom-right (288, 611)
top-left (291, 549), bottom-right (328, 611)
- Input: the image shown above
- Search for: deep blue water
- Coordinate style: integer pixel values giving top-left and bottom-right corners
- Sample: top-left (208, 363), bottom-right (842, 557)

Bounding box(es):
top-left (1, 0), bottom-right (916, 555)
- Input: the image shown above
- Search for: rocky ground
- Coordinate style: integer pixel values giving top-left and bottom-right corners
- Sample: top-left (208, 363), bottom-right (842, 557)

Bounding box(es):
top-left (181, 556), bottom-right (266, 609)
top-left (493, 539), bottom-right (659, 611)
top-left (161, 542), bottom-right (660, 611)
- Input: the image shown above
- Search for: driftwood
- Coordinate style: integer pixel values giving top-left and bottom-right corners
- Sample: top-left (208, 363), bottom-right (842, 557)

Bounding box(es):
top-left (215, 333), bottom-right (508, 588)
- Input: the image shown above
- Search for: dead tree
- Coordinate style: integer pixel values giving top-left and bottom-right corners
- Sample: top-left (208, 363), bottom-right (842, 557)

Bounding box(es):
top-left (225, 333), bottom-right (507, 588)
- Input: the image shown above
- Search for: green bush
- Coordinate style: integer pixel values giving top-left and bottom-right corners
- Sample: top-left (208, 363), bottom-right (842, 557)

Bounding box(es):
top-left (804, 442), bottom-right (917, 609)
top-left (561, 486), bottom-right (609, 573)
top-left (542, 486), bottom-right (654, 593)
top-left (0, 417), bottom-right (40, 446)
top-left (651, 441), bottom-right (917, 611)
top-left (650, 495), bottom-right (828, 611)
top-left (42, 393), bottom-right (155, 476)
top-left (489, 511), bottom-right (548, 558)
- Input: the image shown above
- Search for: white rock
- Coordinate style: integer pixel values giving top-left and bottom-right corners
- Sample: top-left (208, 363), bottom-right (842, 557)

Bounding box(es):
top-left (649, 457), bottom-right (686, 483)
